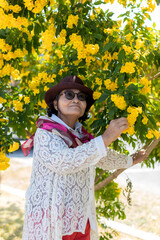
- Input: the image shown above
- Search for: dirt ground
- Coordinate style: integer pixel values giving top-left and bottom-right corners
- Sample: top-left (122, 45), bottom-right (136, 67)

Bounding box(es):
top-left (0, 160), bottom-right (160, 240)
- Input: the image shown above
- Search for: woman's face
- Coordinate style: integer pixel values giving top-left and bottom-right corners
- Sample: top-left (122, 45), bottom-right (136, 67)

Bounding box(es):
top-left (53, 89), bottom-right (87, 121)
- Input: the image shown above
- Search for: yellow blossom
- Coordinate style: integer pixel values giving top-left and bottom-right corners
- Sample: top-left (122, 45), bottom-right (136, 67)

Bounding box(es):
top-left (111, 94), bottom-right (127, 110)
top-left (24, 96), bottom-right (30, 104)
top-left (104, 79), bottom-right (118, 91)
top-left (146, 130), bottom-right (154, 139)
top-left (93, 91), bottom-right (101, 100)
top-left (0, 150), bottom-right (10, 171)
top-left (67, 15), bottom-right (79, 28)
top-left (123, 45), bottom-right (132, 54)
top-left (44, 86), bottom-right (49, 92)
top-left (126, 33), bottom-right (133, 42)
top-left (135, 39), bottom-right (144, 49)
top-left (38, 100), bottom-right (47, 109)
top-left (0, 97), bottom-right (7, 104)
top-left (153, 130), bottom-right (160, 139)
top-left (33, 89), bottom-right (40, 95)
top-left (142, 116), bottom-right (148, 125)
top-left (13, 100), bottom-right (24, 111)
top-left (120, 62), bottom-right (136, 74)
top-left (139, 77), bottom-right (151, 94)
top-left (8, 142), bottom-right (19, 152)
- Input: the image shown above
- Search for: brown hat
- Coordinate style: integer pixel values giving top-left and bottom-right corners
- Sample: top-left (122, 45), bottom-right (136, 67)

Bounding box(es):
top-left (45, 75), bottom-right (95, 110)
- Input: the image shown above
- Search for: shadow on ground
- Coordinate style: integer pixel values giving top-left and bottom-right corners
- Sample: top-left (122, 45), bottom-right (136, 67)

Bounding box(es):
top-left (0, 202), bottom-right (24, 240)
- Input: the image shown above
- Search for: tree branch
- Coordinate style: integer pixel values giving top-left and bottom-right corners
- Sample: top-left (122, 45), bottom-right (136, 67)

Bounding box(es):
top-left (151, 72), bottom-right (160, 80)
top-left (94, 136), bottom-right (160, 191)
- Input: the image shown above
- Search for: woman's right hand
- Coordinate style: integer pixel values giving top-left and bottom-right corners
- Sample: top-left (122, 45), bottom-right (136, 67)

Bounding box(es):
top-left (102, 117), bottom-right (129, 147)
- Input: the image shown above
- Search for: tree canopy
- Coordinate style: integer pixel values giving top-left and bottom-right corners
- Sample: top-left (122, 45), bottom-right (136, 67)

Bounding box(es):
top-left (0, 0), bottom-right (160, 237)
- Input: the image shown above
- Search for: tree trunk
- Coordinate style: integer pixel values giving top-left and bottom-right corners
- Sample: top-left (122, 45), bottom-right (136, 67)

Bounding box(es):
top-left (94, 136), bottom-right (160, 191)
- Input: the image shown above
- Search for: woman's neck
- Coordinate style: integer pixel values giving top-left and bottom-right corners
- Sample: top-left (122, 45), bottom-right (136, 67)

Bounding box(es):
top-left (57, 113), bottom-right (78, 129)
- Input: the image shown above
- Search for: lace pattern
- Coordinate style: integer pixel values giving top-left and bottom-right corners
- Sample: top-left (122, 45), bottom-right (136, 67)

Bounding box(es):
top-left (22, 128), bottom-right (132, 240)
top-left (96, 148), bottom-right (133, 170)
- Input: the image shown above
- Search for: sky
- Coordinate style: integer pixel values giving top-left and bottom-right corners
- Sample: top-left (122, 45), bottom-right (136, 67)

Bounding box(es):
top-left (101, 1), bottom-right (160, 30)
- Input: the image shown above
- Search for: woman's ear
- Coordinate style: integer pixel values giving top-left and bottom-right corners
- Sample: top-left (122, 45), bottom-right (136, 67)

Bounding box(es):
top-left (53, 99), bottom-right (58, 111)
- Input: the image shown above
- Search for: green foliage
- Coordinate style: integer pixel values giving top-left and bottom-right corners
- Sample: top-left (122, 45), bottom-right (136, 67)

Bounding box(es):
top-left (0, 0), bottom-right (160, 238)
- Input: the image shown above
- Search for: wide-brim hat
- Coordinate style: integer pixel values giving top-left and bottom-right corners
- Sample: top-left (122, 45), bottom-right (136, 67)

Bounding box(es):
top-left (45, 75), bottom-right (95, 110)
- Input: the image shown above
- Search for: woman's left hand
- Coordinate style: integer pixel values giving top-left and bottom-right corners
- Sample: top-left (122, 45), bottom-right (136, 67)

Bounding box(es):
top-left (131, 149), bottom-right (148, 166)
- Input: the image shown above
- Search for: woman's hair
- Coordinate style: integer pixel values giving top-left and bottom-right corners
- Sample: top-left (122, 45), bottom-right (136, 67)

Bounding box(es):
top-left (47, 95), bottom-right (89, 123)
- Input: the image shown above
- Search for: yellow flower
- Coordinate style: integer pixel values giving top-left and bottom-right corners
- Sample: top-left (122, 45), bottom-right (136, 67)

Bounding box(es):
top-left (126, 33), bottom-right (133, 42)
top-left (142, 116), bottom-right (148, 125)
top-left (67, 15), bottom-right (79, 28)
top-left (123, 45), bottom-right (132, 54)
top-left (33, 89), bottom-right (40, 95)
top-left (135, 39), bottom-right (144, 49)
top-left (139, 77), bottom-right (151, 94)
top-left (38, 100), bottom-right (47, 109)
top-left (153, 130), bottom-right (160, 139)
top-left (24, 96), bottom-right (30, 104)
top-left (8, 142), bottom-right (19, 152)
top-left (146, 130), bottom-right (154, 139)
top-left (13, 100), bottom-right (24, 111)
top-left (0, 97), bottom-right (7, 104)
top-left (120, 62), bottom-right (136, 74)
top-left (104, 79), bottom-right (118, 91)
top-left (95, 78), bottom-right (102, 86)
top-left (111, 94), bottom-right (127, 110)
top-left (0, 150), bottom-right (10, 171)
top-left (44, 86), bottom-right (49, 92)
top-left (93, 91), bottom-right (101, 100)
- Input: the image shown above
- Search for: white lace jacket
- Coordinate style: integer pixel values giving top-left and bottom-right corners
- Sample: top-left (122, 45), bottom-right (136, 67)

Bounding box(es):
top-left (22, 116), bottom-right (133, 240)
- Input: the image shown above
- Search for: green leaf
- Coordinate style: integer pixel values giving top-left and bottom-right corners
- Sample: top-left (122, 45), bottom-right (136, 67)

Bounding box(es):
top-left (126, 83), bottom-right (138, 92)
top-left (34, 23), bottom-right (41, 35)
top-left (118, 49), bottom-right (125, 63)
top-left (103, 42), bottom-right (113, 52)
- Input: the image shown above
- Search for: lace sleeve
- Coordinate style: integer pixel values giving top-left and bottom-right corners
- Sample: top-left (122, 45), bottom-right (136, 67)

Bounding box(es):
top-left (96, 148), bottom-right (133, 170)
top-left (34, 128), bottom-right (106, 174)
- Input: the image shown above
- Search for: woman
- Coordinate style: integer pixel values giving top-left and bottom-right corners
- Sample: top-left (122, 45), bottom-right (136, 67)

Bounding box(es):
top-left (22, 75), bottom-right (146, 240)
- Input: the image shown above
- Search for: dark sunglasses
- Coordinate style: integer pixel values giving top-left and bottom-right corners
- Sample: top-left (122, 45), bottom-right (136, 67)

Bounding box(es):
top-left (60, 90), bottom-right (87, 101)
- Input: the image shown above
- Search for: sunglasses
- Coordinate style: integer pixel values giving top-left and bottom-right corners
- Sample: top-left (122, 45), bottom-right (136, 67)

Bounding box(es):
top-left (60, 90), bottom-right (87, 101)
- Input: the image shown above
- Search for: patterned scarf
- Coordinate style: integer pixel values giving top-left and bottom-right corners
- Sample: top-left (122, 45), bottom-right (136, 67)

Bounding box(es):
top-left (21, 118), bottom-right (94, 156)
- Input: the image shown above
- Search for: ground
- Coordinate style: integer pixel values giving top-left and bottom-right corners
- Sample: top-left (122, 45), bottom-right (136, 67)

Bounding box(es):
top-left (0, 158), bottom-right (160, 240)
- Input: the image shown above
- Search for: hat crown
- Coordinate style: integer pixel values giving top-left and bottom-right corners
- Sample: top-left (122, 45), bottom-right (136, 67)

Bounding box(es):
top-left (60, 75), bottom-right (84, 86)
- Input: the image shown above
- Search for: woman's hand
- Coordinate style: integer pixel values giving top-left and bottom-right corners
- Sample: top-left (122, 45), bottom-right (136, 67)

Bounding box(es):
top-left (131, 149), bottom-right (148, 166)
top-left (102, 117), bottom-right (129, 147)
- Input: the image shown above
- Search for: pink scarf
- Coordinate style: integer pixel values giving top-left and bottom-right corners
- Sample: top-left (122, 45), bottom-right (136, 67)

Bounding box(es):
top-left (21, 118), bottom-right (94, 156)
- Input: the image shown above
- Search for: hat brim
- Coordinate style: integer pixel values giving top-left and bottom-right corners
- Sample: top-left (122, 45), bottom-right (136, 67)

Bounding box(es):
top-left (45, 82), bottom-right (95, 110)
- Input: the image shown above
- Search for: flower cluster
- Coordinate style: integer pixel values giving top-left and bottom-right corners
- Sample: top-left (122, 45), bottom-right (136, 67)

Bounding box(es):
top-left (93, 91), bottom-right (101, 100)
top-left (123, 106), bottom-right (142, 135)
top-left (104, 79), bottom-right (118, 91)
top-left (8, 142), bottom-right (19, 152)
top-left (120, 62), bottom-right (136, 74)
top-left (23, 0), bottom-right (48, 13)
top-left (57, 29), bottom-right (67, 45)
top-left (12, 100), bottom-right (24, 112)
top-left (67, 15), bottom-right (79, 28)
top-left (139, 77), bottom-right (151, 94)
top-left (41, 23), bottom-right (56, 51)
top-left (111, 94), bottom-right (127, 110)
top-left (69, 33), bottom-right (99, 62)
top-left (0, 97), bottom-right (7, 104)
top-left (146, 129), bottom-right (160, 139)
top-left (0, 150), bottom-right (10, 171)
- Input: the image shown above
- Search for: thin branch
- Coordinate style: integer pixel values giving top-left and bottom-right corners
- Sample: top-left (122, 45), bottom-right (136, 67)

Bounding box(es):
top-left (95, 170), bottom-right (107, 184)
top-left (147, 96), bottom-right (160, 102)
top-left (151, 72), bottom-right (160, 80)
top-left (94, 136), bottom-right (160, 191)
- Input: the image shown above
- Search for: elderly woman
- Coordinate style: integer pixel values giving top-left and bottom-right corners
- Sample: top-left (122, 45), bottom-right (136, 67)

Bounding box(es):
top-left (22, 75), bottom-right (146, 240)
